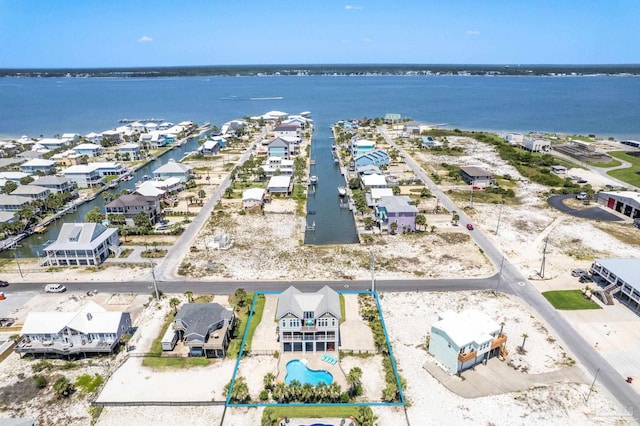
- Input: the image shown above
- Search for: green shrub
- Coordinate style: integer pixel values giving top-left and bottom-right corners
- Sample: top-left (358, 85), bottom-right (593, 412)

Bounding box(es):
top-left (259, 390), bottom-right (269, 401)
top-left (33, 374), bottom-right (48, 389)
top-left (31, 360), bottom-right (53, 372)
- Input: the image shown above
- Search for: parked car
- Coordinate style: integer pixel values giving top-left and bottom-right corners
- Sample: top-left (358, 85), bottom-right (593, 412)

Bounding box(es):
top-left (577, 179), bottom-right (588, 184)
top-left (0, 280), bottom-right (9, 287)
top-left (44, 284), bottom-right (66, 293)
top-left (576, 192), bottom-right (587, 200)
top-left (466, 223), bottom-right (474, 230)
top-left (571, 268), bottom-right (587, 277)
top-left (605, 184), bottom-right (614, 190)
top-left (579, 275), bottom-right (594, 283)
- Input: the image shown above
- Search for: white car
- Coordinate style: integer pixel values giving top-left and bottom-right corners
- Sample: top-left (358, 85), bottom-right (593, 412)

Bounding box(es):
top-left (44, 284), bottom-right (66, 293)
top-left (576, 192), bottom-right (587, 200)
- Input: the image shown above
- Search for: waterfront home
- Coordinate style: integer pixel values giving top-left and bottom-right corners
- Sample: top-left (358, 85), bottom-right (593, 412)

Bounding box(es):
top-left (158, 122), bottom-right (174, 130)
top-left (262, 156), bottom-right (294, 177)
top-left (62, 165), bottom-right (104, 188)
top-left (15, 136), bottom-right (36, 149)
top-left (429, 309), bottom-right (507, 374)
top-left (172, 303), bottom-right (235, 358)
top-left (277, 285), bottom-right (341, 353)
top-left (596, 191), bottom-right (640, 220)
top-left (15, 301), bottom-right (131, 358)
top-left (404, 121), bottom-right (430, 135)
top-left (522, 138), bottom-right (551, 153)
top-left (274, 124), bottom-right (302, 142)
top-left (130, 121), bottom-right (145, 132)
top-left (10, 185), bottom-right (51, 200)
top-left (350, 138), bottom-right (376, 157)
top-left (282, 117), bottom-right (308, 128)
top-left (242, 188), bottom-right (265, 209)
top-left (92, 161), bottom-right (126, 178)
top-left (117, 143), bottom-right (142, 161)
top-left (145, 122), bottom-right (158, 132)
top-left (32, 176), bottom-right (76, 194)
top-left (85, 132), bottom-right (103, 144)
top-left (153, 160), bottom-right (194, 182)
top-left (51, 150), bottom-right (87, 167)
top-left (0, 171), bottom-right (30, 184)
top-left (135, 177), bottom-right (182, 197)
top-left (267, 137), bottom-right (293, 160)
top-left (367, 187), bottom-right (394, 206)
top-left (354, 150), bottom-right (390, 169)
top-left (72, 143), bottom-right (104, 157)
top-left (199, 139), bottom-right (221, 156)
top-left (134, 181), bottom-right (166, 198)
top-left (0, 195), bottom-right (32, 212)
top-left (361, 174), bottom-right (387, 190)
top-left (101, 130), bottom-right (121, 145)
top-left (267, 175), bottom-right (292, 195)
top-left (43, 222), bottom-right (119, 266)
top-left (105, 193), bottom-right (161, 226)
top-left (375, 195), bottom-right (418, 232)
top-left (19, 158), bottom-right (57, 175)
top-left (140, 131), bottom-right (167, 148)
top-left (591, 258), bottom-right (640, 311)
top-left (459, 166), bottom-right (493, 187)
top-left (261, 111), bottom-right (288, 124)
top-left (355, 164), bottom-right (382, 176)
top-left (0, 211), bottom-right (18, 224)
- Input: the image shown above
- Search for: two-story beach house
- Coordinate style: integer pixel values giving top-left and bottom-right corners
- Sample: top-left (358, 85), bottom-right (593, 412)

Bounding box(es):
top-left (153, 160), bottom-right (194, 183)
top-left (274, 124), bottom-right (302, 143)
top-left (351, 138), bottom-right (376, 157)
top-left (10, 185), bottom-right (51, 200)
top-left (354, 150), bottom-right (390, 169)
top-left (72, 143), bottom-right (104, 157)
top-left (172, 303), bottom-right (235, 358)
top-left (15, 301), bottom-right (131, 358)
top-left (459, 166), bottom-right (494, 187)
top-left (429, 309), bottom-right (507, 374)
top-left (276, 286), bottom-right (341, 353)
top-left (0, 195), bottom-right (32, 212)
top-left (19, 159), bottom-right (57, 175)
top-left (375, 195), bottom-right (418, 233)
top-left (267, 137), bottom-right (293, 160)
top-left (117, 143), bottom-right (142, 161)
top-left (105, 193), bottom-right (161, 226)
top-left (262, 157), bottom-right (294, 177)
top-left (32, 176), bottom-right (76, 194)
top-left (62, 164), bottom-right (104, 188)
top-left (43, 222), bottom-right (119, 266)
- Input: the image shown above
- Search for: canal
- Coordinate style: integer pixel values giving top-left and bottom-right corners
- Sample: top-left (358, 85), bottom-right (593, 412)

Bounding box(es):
top-left (4, 132), bottom-right (208, 259)
top-left (304, 123), bottom-right (359, 245)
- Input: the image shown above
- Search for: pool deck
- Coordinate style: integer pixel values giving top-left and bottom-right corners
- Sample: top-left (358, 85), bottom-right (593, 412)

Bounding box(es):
top-left (277, 352), bottom-right (348, 390)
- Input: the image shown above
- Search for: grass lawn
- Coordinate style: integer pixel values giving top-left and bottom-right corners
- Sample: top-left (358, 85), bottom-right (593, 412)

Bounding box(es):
top-left (243, 294), bottom-right (266, 352)
top-left (142, 357), bottom-right (210, 369)
top-left (607, 151), bottom-right (640, 187)
top-left (542, 290), bottom-right (602, 310)
top-left (587, 158), bottom-right (622, 168)
top-left (264, 406), bottom-right (360, 420)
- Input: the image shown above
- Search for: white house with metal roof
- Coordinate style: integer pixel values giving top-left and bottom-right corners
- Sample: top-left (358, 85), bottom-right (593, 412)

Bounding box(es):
top-left (0, 195), bottom-right (32, 212)
top-left (242, 188), bottom-right (265, 209)
top-left (72, 143), bottom-right (104, 157)
top-left (267, 175), bottom-right (292, 194)
top-left (43, 223), bottom-right (119, 267)
top-left (591, 258), bottom-right (640, 311)
top-left (361, 174), bottom-right (387, 189)
top-left (277, 286), bottom-right (341, 353)
top-left (429, 309), bottom-right (507, 374)
top-left (15, 301), bottom-right (131, 358)
top-left (153, 160), bottom-right (194, 182)
top-left (32, 176), bottom-right (75, 194)
top-left (10, 185), bottom-right (51, 200)
top-left (19, 158), bottom-right (57, 175)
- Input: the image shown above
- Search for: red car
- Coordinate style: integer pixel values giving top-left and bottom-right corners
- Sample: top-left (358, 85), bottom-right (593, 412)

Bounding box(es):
top-left (466, 224), bottom-right (474, 230)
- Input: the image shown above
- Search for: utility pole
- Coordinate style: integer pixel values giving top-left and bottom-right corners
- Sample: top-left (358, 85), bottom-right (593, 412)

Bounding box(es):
top-left (370, 248), bottom-right (375, 293)
top-left (585, 368), bottom-right (600, 402)
top-left (494, 256), bottom-right (505, 296)
top-left (149, 260), bottom-right (160, 301)
top-left (540, 236), bottom-right (549, 278)
top-left (469, 189), bottom-right (473, 208)
top-left (495, 203), bottom-right (504, 235)
top-left (14, 252), bottom-right (23, 278)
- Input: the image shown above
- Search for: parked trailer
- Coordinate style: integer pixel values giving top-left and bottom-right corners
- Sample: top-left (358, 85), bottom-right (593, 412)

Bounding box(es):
top-left (161, 328), bottom-right (178, 351)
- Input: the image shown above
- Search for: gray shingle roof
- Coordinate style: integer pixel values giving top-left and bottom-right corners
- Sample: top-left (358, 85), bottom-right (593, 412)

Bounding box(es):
top-left (174, 303), bottom-right (234, 343)
top-left (46, 223), bottom-right (117, 251)
top-left (106, 193), bottom-right (157, 208)
top-left (276, 286), bottom-right (340, 320)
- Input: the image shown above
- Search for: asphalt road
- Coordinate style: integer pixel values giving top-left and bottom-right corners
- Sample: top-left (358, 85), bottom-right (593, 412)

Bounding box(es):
top-left (547, 194), bottom-right (624, 221)
top-left (378, 128), bottom-right (640, 421)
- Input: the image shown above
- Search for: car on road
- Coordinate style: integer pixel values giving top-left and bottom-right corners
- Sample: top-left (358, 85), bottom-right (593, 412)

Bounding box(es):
top-left (0, 280), bottom-right (9, 287)
top-left (571, 268), bottom-right (588, 277)
top-left (605, 184), bottom-right (615, 190)
top-left (44, 284), bottom-right (66, 293)
top-left (466, 223), bottom-right (474, 230)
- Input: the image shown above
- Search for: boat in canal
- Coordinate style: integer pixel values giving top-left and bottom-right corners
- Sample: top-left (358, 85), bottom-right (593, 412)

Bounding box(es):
top-left (337, 186), bottom-right (347, 197)
top-left (310, 176), bottom-right (318, 185)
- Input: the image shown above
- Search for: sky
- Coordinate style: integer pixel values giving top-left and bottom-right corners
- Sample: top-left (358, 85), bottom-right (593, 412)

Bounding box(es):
top-left (0, 0), bottom-right (638, 68)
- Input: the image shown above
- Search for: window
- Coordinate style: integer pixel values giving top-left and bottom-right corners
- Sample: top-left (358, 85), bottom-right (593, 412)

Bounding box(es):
top-left (304, 311), bottom-right (314, 320)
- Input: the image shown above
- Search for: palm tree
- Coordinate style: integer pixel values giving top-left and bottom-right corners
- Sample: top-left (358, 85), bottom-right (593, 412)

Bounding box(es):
top-left (382, 384), bottom-right (397, 402)
top-left (327, 382), bottom-right (342, 402)
top-left (415, 214), bottom-right (427, 231)
top-left (272, 382), bottom-right (286, 403)
top-left (521, 333), bottom-right (529, 350)
top-left (452, 211), bottom-right (460, 225)
top-left (120, 332), bottom-right (132, 352)
top-left (224, 187), bottom-right (234, 199)
top-left (263, 372), bottom-right (275, 391)
top-left (315, 381), bottom-right (328, 402)
top-left (389, 221), bottom-right (398, 234)
top-left (347, 367), bottom-right (363, 397)
top-left (499, 321), bottom-right (505, 336)
top-left (354, 406), bottom-right (378, 426)
top-left (231, 379), bottom-right (250, 403)
top-left (184, 291), bottom-right (194, 303)
top-left (169, 297), bottom-right (180, 314)
top-left (301, 383), bottom-right (314, 402)
top-left (288, 380), bottom-right (302, 402)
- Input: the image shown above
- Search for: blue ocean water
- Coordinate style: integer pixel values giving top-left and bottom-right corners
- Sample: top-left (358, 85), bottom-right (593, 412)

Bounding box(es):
top-left (1, 75), bottom-right (639, 139)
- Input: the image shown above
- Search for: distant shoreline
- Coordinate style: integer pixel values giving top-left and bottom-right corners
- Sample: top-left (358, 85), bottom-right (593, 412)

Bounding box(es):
top-left (2, 63), bottom-right (640, 78)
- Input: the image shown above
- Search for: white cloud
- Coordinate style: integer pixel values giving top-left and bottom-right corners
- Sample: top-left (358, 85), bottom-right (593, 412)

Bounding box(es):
top-left (362, 38), bottom-right (372, 43)
top-left (345, 5), bottom-right (363, 10)
top-left (138, 35), bottom-right (153, 43)
top-left (466, 30), bottom-right (480, 35)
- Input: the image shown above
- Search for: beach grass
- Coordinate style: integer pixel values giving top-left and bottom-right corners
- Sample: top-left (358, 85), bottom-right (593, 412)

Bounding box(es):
top-left (142, 356), bottom-right (210, 369)
top-left (243, 294), bottom-right (266, 352)
top-left (263, 406), bottom-right (359, 420)
top-left (542, 290), bottom-right (602, 310)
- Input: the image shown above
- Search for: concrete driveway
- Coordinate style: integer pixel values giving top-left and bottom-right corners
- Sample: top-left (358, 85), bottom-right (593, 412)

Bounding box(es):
top-left (340, 294), bottom-right (375, 352)
top-left (250, 295), bottom-right (279, 352)
top-left (547, 195), bottom-right (624, 221)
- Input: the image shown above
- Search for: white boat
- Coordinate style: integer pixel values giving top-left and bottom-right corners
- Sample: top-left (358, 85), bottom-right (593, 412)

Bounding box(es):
top-left (310, 176), bottom-right (318, 185)
top-left (337, 186), bottom-right (347, 197)
top-left (334, 158), bottom-right (339, 164)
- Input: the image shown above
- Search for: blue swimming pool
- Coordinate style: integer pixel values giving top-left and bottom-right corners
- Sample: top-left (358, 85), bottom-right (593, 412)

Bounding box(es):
top-left (285, 360), bottom-right (333, 385)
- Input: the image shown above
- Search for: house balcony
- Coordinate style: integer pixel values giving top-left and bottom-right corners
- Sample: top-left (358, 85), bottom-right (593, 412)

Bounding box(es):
top-left (490, 333), bottom-right (507, 351)
top-left (301, 325), bottom-right (316, 332)
top-left (458, 350), bottom-right (477, 363)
